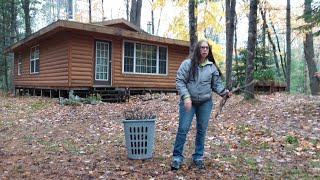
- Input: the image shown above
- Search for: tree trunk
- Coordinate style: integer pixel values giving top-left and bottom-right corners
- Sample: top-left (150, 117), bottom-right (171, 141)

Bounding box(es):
top-left (286, 0), bottom-right (291, 92)
top-left (225, 0), bottom-right (236, 89)
top-left (0, 1), bottom-right (8, 91)
top-left (266, 22), bottom-right (280, 75)
top-left (270, 21), bottom-right (286, 78)
top-left (130, 0), bottom-right (142, 27)
top-left (57, 0), bottom-right (61, 20)
top-left (89, 0), bottom-right (92, 23)
top-left (234, 14), bottom-right (238, 73)
top-left (9, 0), bottom-right (17, 93)
top-left (263, 10), bottom-right (280, 74)
top-left (125, 0), bottom-right (129, 21)
top-left (156, 8), bottom-right (163, 36)
top-left (304, 59), bottom-right (307, 94)
top-left (10, 0), bottom-right (16, 43)
top-left (189, 0), bottom-right (197, 53)
top-left (304, 0), bottom-right (319, 95)
top-left (151, 0), bottom-right (154, 34)
top-left (21, 0), bottom-right (31, 36)
top-left (304, 34), bottom-right (319, 95)
top-left (101, 0), bottom-right (104, 20)
top-left (51, 0), bottom-right (56, 21)
top-left (244, 0), bottom-right (258, 100)
top-left (259, 0), bottom-right (267, 69)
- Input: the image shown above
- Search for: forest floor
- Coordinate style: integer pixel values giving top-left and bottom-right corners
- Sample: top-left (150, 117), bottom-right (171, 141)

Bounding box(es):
top-left (0, 91), bottom-right (319, 179)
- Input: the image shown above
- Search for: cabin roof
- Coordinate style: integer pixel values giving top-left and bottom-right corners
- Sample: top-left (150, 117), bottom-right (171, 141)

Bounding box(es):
top-left (4, 19), bottom-right (189, 53)
top-left (92, 18), bottom-right (148, 34)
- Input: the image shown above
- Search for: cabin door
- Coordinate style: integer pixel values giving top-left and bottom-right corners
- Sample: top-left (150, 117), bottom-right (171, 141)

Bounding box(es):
top-left (94, 40), bottom-right (112, 86)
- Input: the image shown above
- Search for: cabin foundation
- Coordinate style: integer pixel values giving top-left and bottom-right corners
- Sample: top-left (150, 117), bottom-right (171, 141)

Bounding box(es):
top-left (14, 86), bottom-right (178, 103)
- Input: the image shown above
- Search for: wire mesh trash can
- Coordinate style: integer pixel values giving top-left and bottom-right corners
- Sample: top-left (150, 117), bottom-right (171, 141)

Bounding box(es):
top-left (122, 119), bottom-right (155, 159)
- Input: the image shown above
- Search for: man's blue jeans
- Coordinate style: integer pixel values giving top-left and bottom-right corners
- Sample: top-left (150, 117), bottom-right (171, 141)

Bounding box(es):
top-left (172, 98), bottom-right (213, 162)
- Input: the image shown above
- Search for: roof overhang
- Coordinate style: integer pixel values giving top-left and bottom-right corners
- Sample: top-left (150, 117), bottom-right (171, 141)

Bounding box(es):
top-left (92, 18), bottom-right (148, 33)
top-left (4, 20), bottom-right (189, 53)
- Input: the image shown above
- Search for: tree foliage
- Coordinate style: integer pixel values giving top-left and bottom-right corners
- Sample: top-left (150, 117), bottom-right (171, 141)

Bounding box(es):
top-left (153, 0), bottom-right (225, 64)
top-left (297, 0), bottom-right (320, 36)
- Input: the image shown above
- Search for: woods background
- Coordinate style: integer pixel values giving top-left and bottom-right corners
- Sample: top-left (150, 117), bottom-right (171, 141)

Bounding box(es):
top-left (0, 0), bottom-right (319, 96)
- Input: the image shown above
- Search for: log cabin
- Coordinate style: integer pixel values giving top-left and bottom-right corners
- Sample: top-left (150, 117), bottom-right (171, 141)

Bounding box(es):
top-left (4, 19), bottom-right (189, 102)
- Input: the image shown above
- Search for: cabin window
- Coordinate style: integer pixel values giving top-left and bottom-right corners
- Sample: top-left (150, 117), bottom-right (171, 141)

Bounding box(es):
top-left (136, 43), bottom-right (157, 73)
top-left (123, 41), bottom-right (168, 75)
top-left (18, 53), bottom-right (22, 76)
top-left (159, 47), bottom-right (167, 74)
top-left (30, 46), bottom-right (39, 73)
top-left (124, 42), bottom-right (134, 72)
top-left (95, 41), bottom-right (109, 80)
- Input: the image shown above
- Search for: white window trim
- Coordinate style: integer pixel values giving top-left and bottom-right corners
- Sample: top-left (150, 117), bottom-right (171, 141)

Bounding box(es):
top-left (122, 40), bottom-right (168, 75)
top-left (95, 41), bottom-right (109, 81)
top-left (30, 45), bottom-right (39, 74)
top-left (18, 53), bottom-right (22, 76)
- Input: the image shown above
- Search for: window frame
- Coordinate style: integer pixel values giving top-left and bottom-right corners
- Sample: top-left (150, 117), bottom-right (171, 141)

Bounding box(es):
top-left (95, 40), bottom-right (110, 81)
top-left (18, 52), bottom-right (22, 76)
top-left (122, 40), bottom-right (168, 75)
top-left (30, 45), bottom-right (39, 74)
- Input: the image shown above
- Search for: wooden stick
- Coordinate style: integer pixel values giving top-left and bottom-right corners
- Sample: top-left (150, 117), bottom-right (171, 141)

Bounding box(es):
top-left (214, 80), bottom-right (256, 118)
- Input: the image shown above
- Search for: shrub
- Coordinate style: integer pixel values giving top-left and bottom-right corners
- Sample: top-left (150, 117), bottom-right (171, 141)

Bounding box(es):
top-left (253, 68), bottom-right (275, 81)
top-left (85, 94), bottom-right (102, 104)
top-left (59, 90), bottom-right (82, 106)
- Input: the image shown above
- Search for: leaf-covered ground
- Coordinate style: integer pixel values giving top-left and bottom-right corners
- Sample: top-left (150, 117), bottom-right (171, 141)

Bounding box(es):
top-left (0, 91), bottom-right (319, 179)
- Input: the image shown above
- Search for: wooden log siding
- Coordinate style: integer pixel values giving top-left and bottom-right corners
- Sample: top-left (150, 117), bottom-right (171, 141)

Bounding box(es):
top-left (110, 37), bottom-right (123, 86)
top-left (14, 32), bottom-right (69, 87)
top-left (70, 34), bottom-right (93, 86)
